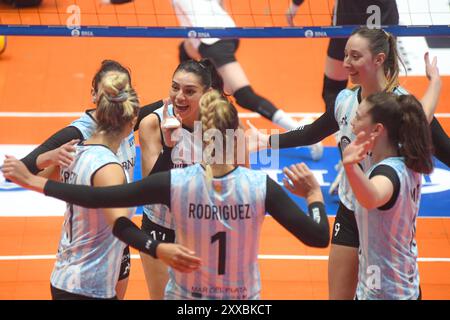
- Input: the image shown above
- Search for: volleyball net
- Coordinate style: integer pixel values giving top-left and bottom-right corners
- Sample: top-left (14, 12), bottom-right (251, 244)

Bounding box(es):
top-left (0, 0), bottom-right (449, 38)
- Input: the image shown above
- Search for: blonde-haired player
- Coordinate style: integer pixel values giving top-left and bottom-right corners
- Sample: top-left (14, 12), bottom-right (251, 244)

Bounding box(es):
top-left (2, 72), bottom-right (200, 299)
top-left (4, 90), bottom-right (330, 299)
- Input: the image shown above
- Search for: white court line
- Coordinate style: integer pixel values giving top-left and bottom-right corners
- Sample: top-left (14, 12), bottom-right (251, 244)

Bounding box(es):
top-left (1, 112), bottom-right (450, 118)
top-left (1, 254), bottom-right (449, 262)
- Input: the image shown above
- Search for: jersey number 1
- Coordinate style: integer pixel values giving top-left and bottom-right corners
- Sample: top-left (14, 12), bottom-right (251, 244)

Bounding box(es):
top-left (211, 232), bottom-right (226, 275)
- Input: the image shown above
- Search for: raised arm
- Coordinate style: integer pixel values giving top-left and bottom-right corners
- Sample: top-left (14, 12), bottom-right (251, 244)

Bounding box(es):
top-left (420, 52), bottom-right (441, 123)
top-left (2, 155), bottom-right (171, 207)
top-left (342, 132), bottom-right (394, 209)
top-left (265, 163), bottom-right (330, 248)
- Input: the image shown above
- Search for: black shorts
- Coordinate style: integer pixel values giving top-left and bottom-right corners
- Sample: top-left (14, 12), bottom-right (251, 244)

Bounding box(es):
top-left (118, 246), bottom-right (131, 281)
top-left (328, 0), bottom-right (399, 61)
top-left (141, 214), bottom-right (176, 243)
top-left (331, 202), bottom-right (359, 248)
top-left (198, 39), bottom-right (240, 68)
top-left (50, 284), bottom-right (117, 300)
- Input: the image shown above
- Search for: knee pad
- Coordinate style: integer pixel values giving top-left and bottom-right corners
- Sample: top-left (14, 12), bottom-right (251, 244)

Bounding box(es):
top-left (198, 39), bottom-right (239, 68)
top-left (234, 86), bottom-right (277, 120)
top-left (322, 75), bottom-right (348, 112)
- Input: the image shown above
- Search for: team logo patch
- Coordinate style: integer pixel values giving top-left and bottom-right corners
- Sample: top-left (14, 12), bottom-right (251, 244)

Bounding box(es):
top-left (340, 136), bottom-right (351, 151)
top-left (340, 115), bottom-right (348, 126)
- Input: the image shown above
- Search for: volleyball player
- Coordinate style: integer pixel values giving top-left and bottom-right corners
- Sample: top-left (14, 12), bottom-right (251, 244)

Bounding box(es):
top-left (17, 60), bottom-right (166, 298)
top-left (287, 0), bottom-right (399, 112)
top-left (287, 0), bottom-right (400, 193)
top-left (19, 60), bottom-right (162, 177)
top-left (137, 58), bottom-right (228, 299)
top-left (16, 59), bottom-right (162, 299)
top-left (286, 0), bottom-right (450, 183)
top-left (343, 92), bottom-right (432, 299)
top-left (172, 0), bottom-right (324, 161)
top-left (249, 26), bottom-right (442, 299)
top-left (17, 58), bottom-right (222, 299)
top-left (3, 90), bottom-right (330, 300)
top-left (2, 72), bottom-right (201, 300)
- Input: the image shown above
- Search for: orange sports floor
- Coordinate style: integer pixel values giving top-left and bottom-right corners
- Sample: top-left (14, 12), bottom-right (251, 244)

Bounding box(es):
top-left (0, 2), bottom-right (449, 300)
top-left (0, 216), bottom-right (449, 299)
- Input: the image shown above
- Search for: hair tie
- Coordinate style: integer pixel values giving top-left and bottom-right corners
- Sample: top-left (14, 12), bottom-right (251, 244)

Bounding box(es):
top-left (106, 91), bottom-right (128, 103)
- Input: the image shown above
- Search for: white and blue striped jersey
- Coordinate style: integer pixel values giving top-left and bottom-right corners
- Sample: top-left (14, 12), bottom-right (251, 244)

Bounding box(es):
top-left (165, 163), bottom-right (267, 300)
top-left (50, 144), bottom-right (131, 299)
top-left (143, 104), bottom-right (201, 230)
top-left (334, 86), bottom-right (408, 210)
top-left (70, 111), bottom-right (136, 181)
top-left (355, 157), bottom-right (421, 300)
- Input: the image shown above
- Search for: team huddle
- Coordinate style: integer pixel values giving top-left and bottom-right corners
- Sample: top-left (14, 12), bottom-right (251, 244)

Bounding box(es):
top-left (2, 0), bottom-right (449, 300)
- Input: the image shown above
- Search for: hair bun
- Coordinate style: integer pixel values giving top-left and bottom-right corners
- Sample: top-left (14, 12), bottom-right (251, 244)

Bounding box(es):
top-left (105, 91), bottom-right (128, 103)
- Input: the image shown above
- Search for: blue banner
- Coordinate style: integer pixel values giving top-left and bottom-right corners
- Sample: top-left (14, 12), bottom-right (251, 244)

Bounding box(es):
top-left (1, 25), bottom-right (449, 38)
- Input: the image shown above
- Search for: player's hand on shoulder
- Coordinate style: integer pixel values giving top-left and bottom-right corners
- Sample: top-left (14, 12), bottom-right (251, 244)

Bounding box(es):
top-left (51, 139), bottom-right (79, 168)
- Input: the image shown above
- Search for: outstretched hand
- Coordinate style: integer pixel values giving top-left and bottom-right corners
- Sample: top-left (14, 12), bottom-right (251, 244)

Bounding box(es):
top-left (283, 162), bottom-right (323, 203)
top-left (156, 243), bottom-right (202, 273)
top-left (2, 155), bottom-right (44, 192)
top-left (424, 52), bottom-right (440, 82)
top-left (342, 131), bottom-right (375, 165)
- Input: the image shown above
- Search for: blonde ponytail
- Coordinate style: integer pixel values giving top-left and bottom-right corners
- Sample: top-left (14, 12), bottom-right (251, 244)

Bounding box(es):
top-left (96, 71), bottom-right (139, 134)
top-left (384, 32), bottom-right (403, 92)
top-left (199, 90), bottom-right (240, 188)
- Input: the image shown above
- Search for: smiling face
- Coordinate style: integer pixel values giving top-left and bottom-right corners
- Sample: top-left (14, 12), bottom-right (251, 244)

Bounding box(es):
top-left (343, 34), bottom-right (385, 86)
top-left (170, 70), bottom-right (207, 127)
